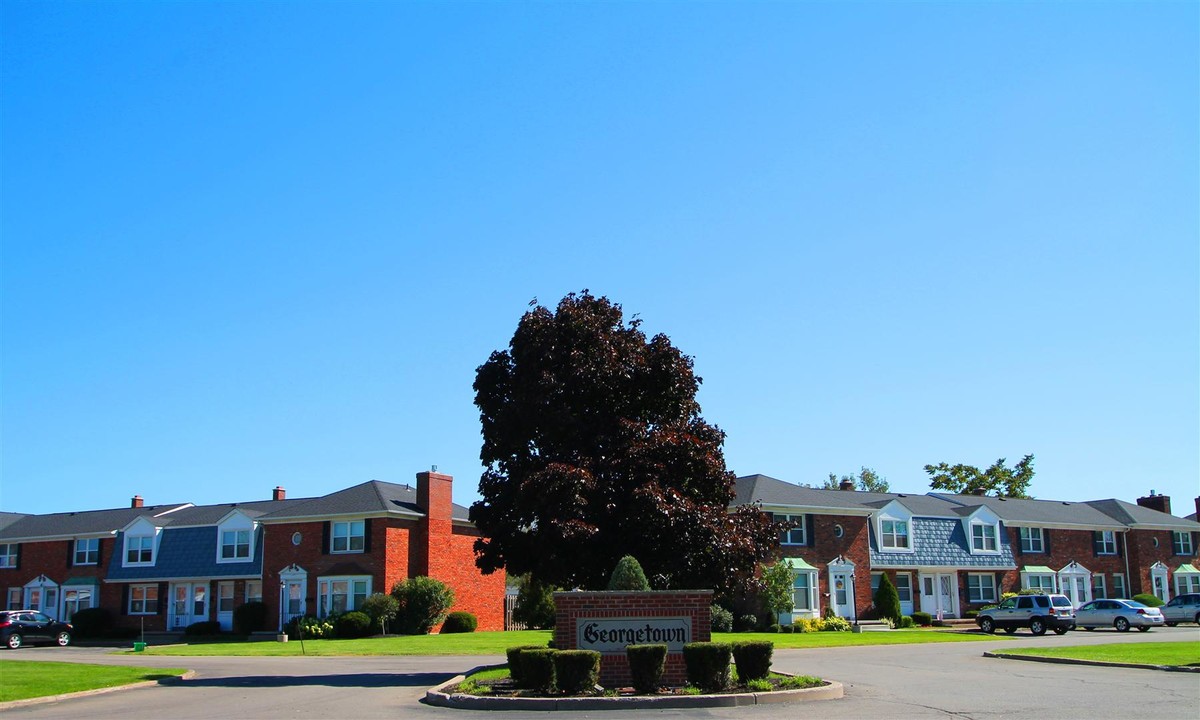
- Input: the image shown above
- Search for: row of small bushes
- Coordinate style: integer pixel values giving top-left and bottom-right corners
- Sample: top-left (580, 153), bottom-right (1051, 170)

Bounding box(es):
top-left (684, 641), bottom-right (773, 691)
top-left (506, 646), bottom-right (602, 693)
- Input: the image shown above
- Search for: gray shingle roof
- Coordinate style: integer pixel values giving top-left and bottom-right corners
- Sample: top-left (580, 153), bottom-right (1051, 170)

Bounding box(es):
top-left (929, 493), bottom-right (1128, 529)
top-left (259, 480), bottom-right (470, 521)
top-left (0, 512), bottom-right (29, 532)
top-left (733, 475), bottom-right (874, 511)
top-left (106, 526), bottom-right (265, 581)
top-left (870, 517), bottom-right (1016, 569)
top-left (158, 498), bottom-right (312, 526)
top-left (0, 504), bottom-right (192, 541)
top-left (1087, 499), bottom-right (1200, 530)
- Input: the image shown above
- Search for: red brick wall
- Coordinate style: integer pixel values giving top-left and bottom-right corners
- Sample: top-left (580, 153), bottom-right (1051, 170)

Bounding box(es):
top-left (991, 526), bottom-right (1136, 605)
top-left (776, 514), bottom-right (872, 617)
top-left (1126, 528), bottom-right (1200, 597)
top-left (554, 591), bottom-right (713, 687)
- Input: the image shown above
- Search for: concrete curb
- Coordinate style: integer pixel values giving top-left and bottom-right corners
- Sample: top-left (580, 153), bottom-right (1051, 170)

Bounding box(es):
top-left (983, 652), bottom-right (1200, 673)
top-left (0, 669), bottom-right (195, 711)
top-left (423, 666), bottom-right (843, 711)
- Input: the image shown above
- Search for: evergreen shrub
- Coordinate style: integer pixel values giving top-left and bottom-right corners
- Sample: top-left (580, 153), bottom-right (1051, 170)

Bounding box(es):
top-left (710, 605), bottom-right (733, 633)
top-left (682, 642), bottom-right (732, 692)
top-left (441, 611), bottom-right (478, 633)
top-left (184, 620), bottom-right (221, 636)
top-left (554, 650), bottom-right (600, 693)
top-left (522, 648), bottom-right (558, 692)
top-left (1133, 593), bottom-right (1164, 607)
top-left (731, 641), bottom-right (773, 682)
top-left (506, 645), bottom-right (545, 687)
top-left (391, 576), bottom-right (455, 634)
top-left (336, 611), bottom-right (372, 638)
top-left (626, 644), bottom-right (667, 694)
top-left (607, 556), bottom-right (651, 591)
top-left (233, 601), bottom-right (268, 635)
top-left (911, 611), bottom-right (933, 626)
top-left (735, 614), bottom-right (758, 632)
top-left (70, 607), bottom-right (113, 638)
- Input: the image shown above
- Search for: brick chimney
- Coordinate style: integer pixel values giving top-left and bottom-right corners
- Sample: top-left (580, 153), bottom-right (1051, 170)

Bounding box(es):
top-left (413, 471), bottom-right (454, 577)
top-left (272, 486), bottom-right (286, 501)
top-left (131, 495), bottom-right (144, 508)
top-left (839, 479), bottom-right (855, 491)
top-left (1136, 491), bottom-right (1171, 515)
top-left (1195, 496), bottom-right (1200, 521)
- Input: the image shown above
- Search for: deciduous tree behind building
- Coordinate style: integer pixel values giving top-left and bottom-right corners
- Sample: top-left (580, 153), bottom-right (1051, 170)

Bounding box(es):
top-left (469, 291), bottom-right (777, 597)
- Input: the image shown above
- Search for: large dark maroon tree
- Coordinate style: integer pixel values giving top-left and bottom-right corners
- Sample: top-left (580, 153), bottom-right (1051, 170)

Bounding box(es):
top-left (469, 291), bottom-right (777, 596)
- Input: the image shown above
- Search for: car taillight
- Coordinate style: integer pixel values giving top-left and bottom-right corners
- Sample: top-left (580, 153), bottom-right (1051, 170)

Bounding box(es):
top-left (0, 620), bottom-right (9, 628)
top-left (1136, 609), bottom-right (1146, 615)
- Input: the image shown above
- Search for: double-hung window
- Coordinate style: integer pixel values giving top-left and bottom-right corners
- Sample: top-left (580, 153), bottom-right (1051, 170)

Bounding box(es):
top-left (778, 515), bottom-right (806, 546)
top-left (74, 538), bottom-right (100, 565)
top-left (1091, 574), bottom-right (1107, 599)
top-left (881, 520), bottom-right (909, 550)
top-left (1111, 573), bottom-right (1126, 599)
top-left (332, 521), bottom-right (365, 553)
top-left (1019, 527), bottom-right (1044, 553)
top-left (1172, 532), bottom-right (1194, 556)
top-left (6, 588), bottom-right (20, 609)
top-left (1095, 531), bottom-right (1117, 555)
top-left (792, 572), bottom-right (813, 611)
top-left (221, 530), bottom-right (251, 560)
top-left (246, 581), bottom-right (263, 604)
top-left (971, 523), bottom-right (998, 552)
top-left (126, 535), bottom-right (153, 564)
top-left (129, 584), bottom-right (158, 614)
top-left (0, 543), bottom-right (16, 568)
top-left (317, 576), bottom-right (370, 617)
top-left (967, 573), bottom-right (996, 603)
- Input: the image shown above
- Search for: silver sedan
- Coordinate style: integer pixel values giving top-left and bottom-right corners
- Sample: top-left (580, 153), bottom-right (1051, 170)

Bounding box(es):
top-left (1074, 599), bottom-right (1164, 632)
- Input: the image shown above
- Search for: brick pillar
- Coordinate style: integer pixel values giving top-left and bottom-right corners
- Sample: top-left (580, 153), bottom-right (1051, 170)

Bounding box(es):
top-left (413, 471), bottom-right (454, 577)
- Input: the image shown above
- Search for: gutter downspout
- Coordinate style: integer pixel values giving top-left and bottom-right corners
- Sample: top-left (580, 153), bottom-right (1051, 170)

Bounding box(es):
top-left (1122, 530), bottom-right (1132, 596)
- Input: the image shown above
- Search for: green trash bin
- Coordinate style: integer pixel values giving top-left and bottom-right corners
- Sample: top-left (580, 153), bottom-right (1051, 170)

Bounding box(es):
top-left (133, 642), bottom-right (147, 652)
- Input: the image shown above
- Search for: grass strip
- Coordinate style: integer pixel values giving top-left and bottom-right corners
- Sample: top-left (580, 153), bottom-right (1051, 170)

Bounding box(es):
top-left (0, 660), bottom-right (188, 702)
top-left (998, 642), bottom-right (1200, 667)
top-left (714, 629), bottom-right (1007, 648)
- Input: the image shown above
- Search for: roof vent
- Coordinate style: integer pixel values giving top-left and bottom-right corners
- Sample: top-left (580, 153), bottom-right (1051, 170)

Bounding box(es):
top-left (1062, 501), bottom-right (1071, 505)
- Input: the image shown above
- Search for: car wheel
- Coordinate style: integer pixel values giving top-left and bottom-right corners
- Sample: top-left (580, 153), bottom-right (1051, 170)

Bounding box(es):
top-left (1030, 618), bottom-right (1047, 636)
top-left (1165, 622), bottom-right (1177, 627)
top-left (1194, 613), bottom-right (1200, 625)
top-left (1114, 617), bottom-right (1130, 632)
top-left (1004, 627), bottom-right (1016, 634)
top-left (1054, 627), bottom-right (1068, 635)
top-left (1083, 626), bottom-right (1094, 631)
top-left (56, 631), bottom-right (71, 647)
top-left (5, 634), bottom-right (21, 650)
top-left (979, 617), bottom-right (995, 634)
top-left (1136, 626), bottom-right (1150, 632)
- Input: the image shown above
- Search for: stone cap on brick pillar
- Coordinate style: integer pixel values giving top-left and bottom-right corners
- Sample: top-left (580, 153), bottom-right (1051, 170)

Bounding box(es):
top-left (417, 471), bottom-right (453, 521)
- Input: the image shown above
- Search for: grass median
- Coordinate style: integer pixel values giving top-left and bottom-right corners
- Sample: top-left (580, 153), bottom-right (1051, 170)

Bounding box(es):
top-left (997, 642), bottom-right (1200, 667)
top-left (134, 626), bottom-right (996, 657)
top-left (0, 660), bottom-right (188, 702)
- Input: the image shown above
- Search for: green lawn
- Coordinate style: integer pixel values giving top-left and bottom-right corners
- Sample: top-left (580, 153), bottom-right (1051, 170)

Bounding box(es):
top-left (0, 661), bottom-right (188, 702)
top-left (137, 627), bottom-right (994, 657)
top-left (999, 642), bottom-right (1200, 667)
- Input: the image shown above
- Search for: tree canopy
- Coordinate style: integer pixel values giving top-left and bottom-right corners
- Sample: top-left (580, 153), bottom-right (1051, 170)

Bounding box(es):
top-left (823, 467), bottom-right (890, 493)
top-left (923, 455), bottom-right (1035, 498)
top-left (469, 291), bottom-right (777, 597)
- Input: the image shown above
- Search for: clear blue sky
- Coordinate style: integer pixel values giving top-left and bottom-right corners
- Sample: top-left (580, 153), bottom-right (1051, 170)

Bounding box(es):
top-left (2, 1), bottom-right (1197, 517)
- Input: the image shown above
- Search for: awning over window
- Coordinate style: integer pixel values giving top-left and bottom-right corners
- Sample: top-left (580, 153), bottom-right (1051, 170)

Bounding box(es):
top-left (1176, 564), bottom-right (1198, 574)
top-left (63, 577), bottom-right (99, 586)
top-left (780, 557), bottom-right (817, 571)
top-left (1021, 565), bottom-right (1054, 574)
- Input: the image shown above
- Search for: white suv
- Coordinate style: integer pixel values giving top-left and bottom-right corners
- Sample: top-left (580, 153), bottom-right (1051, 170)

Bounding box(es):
top-left (1161, 593), bottom-right (1200, 626)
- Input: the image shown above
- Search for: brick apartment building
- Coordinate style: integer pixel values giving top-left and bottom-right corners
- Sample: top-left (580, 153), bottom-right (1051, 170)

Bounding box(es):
top-left (736, 474), bottom-right (1200, 622)
top-left (0, 472), bottom-right (505, 633)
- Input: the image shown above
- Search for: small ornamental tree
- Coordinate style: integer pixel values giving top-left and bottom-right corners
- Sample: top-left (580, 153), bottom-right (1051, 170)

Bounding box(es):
top-left (761, 561), bottom-right (795, 619)
top-left (513, 574), bottom-right (557, 629)
top-left (873, 573), bottom-right (901, 625)
top-left (392, 576), bottom-right (455, 634)
top-left (362, 592), bottom-right (400, 634)
top-left (608, 555), bottom-right (651, 591)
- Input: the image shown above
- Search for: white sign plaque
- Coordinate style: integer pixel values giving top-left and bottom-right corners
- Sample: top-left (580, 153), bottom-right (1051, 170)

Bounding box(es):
top-left (575, 616), bottom-right (692, 654)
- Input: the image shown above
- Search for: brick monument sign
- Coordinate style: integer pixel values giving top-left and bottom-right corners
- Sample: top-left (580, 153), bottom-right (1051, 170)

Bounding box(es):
top-left (553, 590), bottom-right (713, 687)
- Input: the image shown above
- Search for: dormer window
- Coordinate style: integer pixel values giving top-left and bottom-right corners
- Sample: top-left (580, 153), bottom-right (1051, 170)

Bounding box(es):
top-left (881, 519), bottom-right (909, 550)
top-left (125, 535), bottom-right (154, 564)
top-left (221, 530), bottom-right (251, 560)
top-left (971, 522), bottom-right (998, 552)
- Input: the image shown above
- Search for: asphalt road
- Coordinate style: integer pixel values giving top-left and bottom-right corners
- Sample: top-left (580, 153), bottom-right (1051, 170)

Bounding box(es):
top-left (2, 627), bottom-right (1197, 719)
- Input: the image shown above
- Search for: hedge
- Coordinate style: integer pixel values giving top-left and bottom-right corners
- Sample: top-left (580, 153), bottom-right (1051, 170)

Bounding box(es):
top-left (441, 611), bottom-right (478, 634)
top-left (626, 644), bottom-right (667, 694)
top-left (683, 642), bottom-right (731, 692)
top-left (522, 648), bottom-right (558, 692)
top-left (506, 645), bottom-right (545, 687)
top-left (732, 641), bottom-right (773, 682)
top-left (554, 650), bottom-right (600, 693)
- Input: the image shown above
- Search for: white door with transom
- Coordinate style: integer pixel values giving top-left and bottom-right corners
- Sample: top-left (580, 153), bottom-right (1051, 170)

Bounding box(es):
top-left (23, 576), bottom-right (60, 621)
top-left (279, 564), bottom-right (308, 631)
top-left (827, 557), bottom-right (856, 619)
top-left (1057, 562), bottom-right (1092, 607)
top-left (1150, 562), bottom-right (1170, 604)
top-left (919, 572), bottom-right (958, 619)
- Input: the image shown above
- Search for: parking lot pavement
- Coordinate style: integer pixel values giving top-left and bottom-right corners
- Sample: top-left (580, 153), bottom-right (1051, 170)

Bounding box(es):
top-left (1, 627), bottom-right (1197, 719)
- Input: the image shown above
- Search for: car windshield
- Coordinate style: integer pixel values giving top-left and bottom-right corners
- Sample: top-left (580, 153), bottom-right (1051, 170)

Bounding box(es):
top-left (1051, 596), bottom-right (1072, 607)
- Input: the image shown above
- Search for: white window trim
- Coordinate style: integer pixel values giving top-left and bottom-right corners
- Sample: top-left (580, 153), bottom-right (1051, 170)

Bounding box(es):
top-left (1176, 572), bottom-right (1200, 595)
top-left (1111, 573), bottom-right (1126, 599)
top-left (129, 583), bottom-right (159, 615)
top-left (245, 581), bottom-right (263, 604)
top-left (217, 529), bottom-right (253, 564)
top-left (1149, 563), bottom-right (1170, 603)
top-left (1091, 574), bottom-right (1107, 600)
top-left (0, 543), bottom-right (17, 568)
top-left (6, 587), bottom-right (21, 610)
top-left (879, 517), bottom-right (914, 553)
top-left (74, 538), bottom-right (100, 566)
top-left (123, 534), bottom-right (157, 567)
top-left (315, 575), bottom-right (372, 618)
top-left (788, 568), bottom-right (819, 620)
top-left (1020, 572), bottom-right (1056, 593)
top-left (331, 520), bottom-right (366, 554)
top-left (1097, 530), bottom-right (1118, 555)
top-left (1172, 532), bottom-right (1194, 556)
top-left (1019, 527), bottom-right (1044, 553)
top-left (970, 521), bottom-right (1000, 555)
top-left (966, 573), bottom-right (997, 603)
top-left (778, 514), bottom-right (807, 546)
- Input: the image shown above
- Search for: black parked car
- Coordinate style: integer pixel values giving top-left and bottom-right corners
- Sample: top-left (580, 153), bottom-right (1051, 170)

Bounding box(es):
top-left (0, 610), bottom-right (73, 649)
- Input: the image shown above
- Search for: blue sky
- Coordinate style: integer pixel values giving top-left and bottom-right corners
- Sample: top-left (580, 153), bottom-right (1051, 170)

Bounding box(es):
top-left (2, 1), bottom-right (1197, 517)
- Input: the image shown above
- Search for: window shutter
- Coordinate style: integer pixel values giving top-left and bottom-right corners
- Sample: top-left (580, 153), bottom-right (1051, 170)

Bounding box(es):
top-left (1043, 530), bottom-right (1051, 556)
top-left (322, 522), bottom-right (331, 554)
top-left (363, 518), bottom-right (372, 553)
top-left (158, 582), bottom-right (168, 614)
top-left (1014, 530), bottom-right (1022, 555)
top-left (1116, 533), bottom-right (1123, 557)
top-left (121, 585), bottom-right (130, 616)
top-left (67, 540), bottom-right (75, 566)
top-left (1192, 532), bottom-right (1199, 556)
top-left (1092, 531), bottom-right (1102, 556)
top-left (805, 515), bottom-right (816, 548)
top-left (14, 544), bottom-right (19, 569)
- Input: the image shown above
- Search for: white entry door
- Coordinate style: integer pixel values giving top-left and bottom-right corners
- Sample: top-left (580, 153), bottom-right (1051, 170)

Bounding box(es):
top-left (217, 582), bottom-right (235, 631)
top-left (920, 573), bottom-right (958, 619)
top-left (830, 570), bottom-right (854, 618)
top-left (895, 573), bottom-right (914, 616)
top-left (169, 582), bottom-right (209, 629)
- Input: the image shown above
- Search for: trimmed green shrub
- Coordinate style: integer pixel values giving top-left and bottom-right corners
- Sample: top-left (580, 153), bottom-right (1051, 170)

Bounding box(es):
top-left (554, 650), bottom-right (600, 693)
top-left (964, 610), bottom-right (979, 619)
top-left (233, 601), bottom-right (268, 635)
top-left (780, 623), bottom-right (795, 634)
top-left (362, 592), bottom-right (400, 634)
top-left (1133, 593), bottom-right (1164, 607)
top-left (766, 624), bottom-right (781, 633)
top-left (873, 573), bottom-right (902, 625)
top-left (607, 555), bottom-right (651, 591)
top-left (70, 607), bottom-right (113, 638)
top-left (506, 645), bottom-right (545, 687)
top-left (391, 576), bottom-right (455, 634)
top-left (626, 644), bottom-right (667, 694)
top-left (735, 614), bottom-right (758, 632)
top-left (911, 611), bottom-right (933, 626)
top-left (513, 575), bottom-right (557, 629)
top-left (732, 641), bottom-right (773, 682)
top-left (710, 605), bottom-right (733, 633)
top-left (522, 648), bottom-right (558, 692)
top-left (184, 620), bottom-right (221, 636)
top-left (899, 615), bottom-right (915, 628)
top-left (336, 611), bottom-right (373, 638)
top-left (821, 616), bottom-right (852, 632)
top-left (683, 642), bottom-right (732, 692)
top-left (442, 611), bottom-right (478, 633)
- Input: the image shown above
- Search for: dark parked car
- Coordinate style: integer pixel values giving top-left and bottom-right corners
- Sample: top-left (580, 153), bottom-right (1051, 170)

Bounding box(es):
top-left (976, 593), bottom-right (1075, 635)
top-left (0, 610), bottom-right (73, 649)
